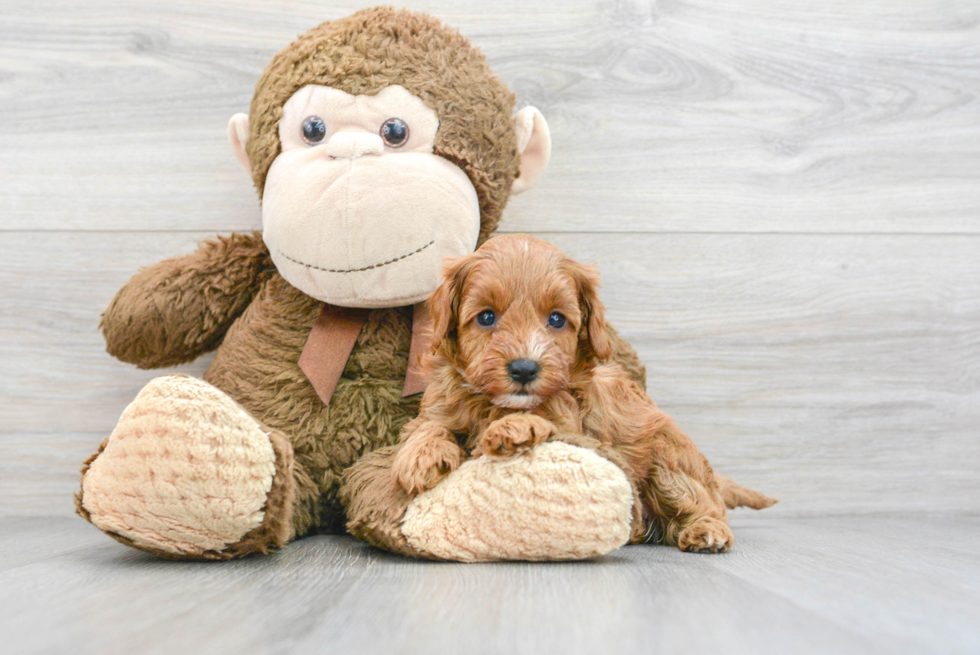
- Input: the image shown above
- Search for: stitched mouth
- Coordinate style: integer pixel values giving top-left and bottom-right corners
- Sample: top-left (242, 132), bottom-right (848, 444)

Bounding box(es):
top-left (277, 240), bottom-right (435, 274)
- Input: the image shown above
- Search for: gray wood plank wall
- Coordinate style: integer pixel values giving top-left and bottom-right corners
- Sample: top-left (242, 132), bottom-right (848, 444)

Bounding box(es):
top-left (2, 0), bottom-right (978, 518)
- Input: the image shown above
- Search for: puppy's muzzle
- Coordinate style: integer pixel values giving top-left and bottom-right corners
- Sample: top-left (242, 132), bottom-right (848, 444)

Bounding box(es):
top-left (507, 358), bottom-right (540, 385)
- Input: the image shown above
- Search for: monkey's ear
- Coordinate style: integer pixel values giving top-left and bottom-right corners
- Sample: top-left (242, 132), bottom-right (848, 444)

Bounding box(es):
top-left (227, 113), bottom-right (251, 173)
top-left (511, 106), bottom-right (551, 195)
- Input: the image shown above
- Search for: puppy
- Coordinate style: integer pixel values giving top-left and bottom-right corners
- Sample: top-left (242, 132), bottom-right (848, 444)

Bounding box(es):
top-left (391, 235), bottom-right (776, 553)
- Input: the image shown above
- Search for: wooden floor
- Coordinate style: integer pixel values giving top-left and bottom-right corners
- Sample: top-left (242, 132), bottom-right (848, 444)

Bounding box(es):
top-left (2, 514), bottom-right (978, 654)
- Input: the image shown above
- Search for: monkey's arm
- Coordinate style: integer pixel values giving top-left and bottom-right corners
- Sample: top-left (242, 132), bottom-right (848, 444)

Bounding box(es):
top-left (606, 323), bottom-right (647, 390)
top-left (101, 231), bottom-right (272, 369)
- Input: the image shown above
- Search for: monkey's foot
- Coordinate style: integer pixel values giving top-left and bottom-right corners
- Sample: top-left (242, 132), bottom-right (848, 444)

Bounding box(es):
top-left (76, 375), bottom-right (294, 559)
top-left (401, 441), bottom-right (633, 561)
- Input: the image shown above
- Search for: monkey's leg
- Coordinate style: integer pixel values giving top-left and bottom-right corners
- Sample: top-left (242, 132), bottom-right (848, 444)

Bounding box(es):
top-left (341, 434), bottom-right (636, 562)
top-left (546, 432), bottom-right (648, 543)
top-left (76, 375), bottom-right (298, 560)
top-left (339, 444), bottom-right (432, 559)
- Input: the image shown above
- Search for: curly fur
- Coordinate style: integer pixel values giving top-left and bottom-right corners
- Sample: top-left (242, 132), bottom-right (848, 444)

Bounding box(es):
top-left (392, 235), bottom-right (777, 552)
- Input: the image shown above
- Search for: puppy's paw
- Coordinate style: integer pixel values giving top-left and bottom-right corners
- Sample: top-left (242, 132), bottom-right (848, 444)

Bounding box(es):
top-left (678, 517), bottom-right (734, 553)
top-left (392, 434), bottom-right (464, 496)
top-left (481, 414), bottom-right (557, 458)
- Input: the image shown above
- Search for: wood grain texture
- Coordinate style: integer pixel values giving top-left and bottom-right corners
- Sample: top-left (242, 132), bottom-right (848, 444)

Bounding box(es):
top-left (1, 2), bottom-right (978, 519)
top-left (1, 231), bottom-right (977, 516)
top-left (0, 1), bottom-right (978, 233)
top-left (1, 515), bottom-right (978, 654)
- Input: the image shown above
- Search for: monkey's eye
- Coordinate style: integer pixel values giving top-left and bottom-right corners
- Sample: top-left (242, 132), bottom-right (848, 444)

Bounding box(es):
top-left (548, 312), bottom-right (567, 329)
top-left (476, 310), bottom-right (496, 327)
top-left (301, 116), bottom-right (327, 144)
top-left (380, 118), bottom-right (409, 148)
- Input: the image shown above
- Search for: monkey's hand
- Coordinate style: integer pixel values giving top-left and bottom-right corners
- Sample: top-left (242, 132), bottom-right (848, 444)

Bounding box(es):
top-left (101, 232), bottom-right (271, 369)
top-left (392, 422), bottom-right (465, 495)
top-left (481, 413), bottom-right (557, 458)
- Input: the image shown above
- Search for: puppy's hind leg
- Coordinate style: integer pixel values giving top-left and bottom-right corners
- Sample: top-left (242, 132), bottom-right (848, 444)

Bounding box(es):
top-left (644, 465), bottom-right (735, 553)
top-left (644, 466), bottom-right (734, 553)
top-left (637, 424), bottom-right (734, 553)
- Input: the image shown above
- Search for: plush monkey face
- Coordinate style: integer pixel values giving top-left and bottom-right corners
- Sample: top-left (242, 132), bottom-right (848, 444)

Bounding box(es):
top-left (227, 8), bottom-right (550, 308)
top-left (261, 84), bottom-right (480, 307)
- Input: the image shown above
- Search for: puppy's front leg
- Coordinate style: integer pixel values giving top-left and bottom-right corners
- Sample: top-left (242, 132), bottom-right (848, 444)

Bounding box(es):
top-left (392, 420), bottom-right (465, 495)
top-left (481, 413), bottom-right (557, 457)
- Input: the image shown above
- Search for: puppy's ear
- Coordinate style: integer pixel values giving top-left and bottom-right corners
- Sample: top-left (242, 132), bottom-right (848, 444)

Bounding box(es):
top-left (563, 259), bottom-right (614, 363)
top-left (427, 256), bottom-right (477, 355)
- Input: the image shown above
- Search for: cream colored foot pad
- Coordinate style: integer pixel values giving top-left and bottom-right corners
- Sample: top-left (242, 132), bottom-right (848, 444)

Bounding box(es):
top-left (401, 442), bottom-right (633, 562)
top-left (81, 375), bottom-right (276, 556)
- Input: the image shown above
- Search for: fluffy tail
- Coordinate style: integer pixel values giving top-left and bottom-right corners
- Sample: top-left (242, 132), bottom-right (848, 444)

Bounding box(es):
top-left (715, 474), bottom-right (778, 510)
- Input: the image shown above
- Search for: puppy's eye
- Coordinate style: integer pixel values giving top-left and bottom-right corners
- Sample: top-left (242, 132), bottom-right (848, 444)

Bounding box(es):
top-left (302, 116), bottom-right (327, 144)
top-left (476, 310), bottom-right (496, 327)
top-left (380, 117), bottom-right (409, 147)
top-left (548, 312), bottom-right (567, 329)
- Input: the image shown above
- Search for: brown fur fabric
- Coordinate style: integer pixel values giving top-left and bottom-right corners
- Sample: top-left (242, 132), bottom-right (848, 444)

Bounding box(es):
top-left (92, 223), bottom-right (421, 541)
top-left (390, 235), bottom-right (776, 552)
top-left (101, 232), bottom-right (273, 369)
top-left (339, 445), bottom-right (433, 559)
top-left (247, 6), bottom-right (520, 242)
top-left (202, 270), bottom-right (422, 538)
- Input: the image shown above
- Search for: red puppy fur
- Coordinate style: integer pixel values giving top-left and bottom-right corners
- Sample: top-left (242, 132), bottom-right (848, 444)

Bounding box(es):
top-left (391, 235), bottom-right (776, 553)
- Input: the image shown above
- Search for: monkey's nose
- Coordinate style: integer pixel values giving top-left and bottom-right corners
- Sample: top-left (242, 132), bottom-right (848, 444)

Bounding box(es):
top-left (507, 358), bottom-right (541, 385)
top-left (324, 132), bottom-right (385, 159)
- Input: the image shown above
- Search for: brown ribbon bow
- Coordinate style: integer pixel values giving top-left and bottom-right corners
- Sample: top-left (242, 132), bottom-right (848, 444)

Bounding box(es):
top-left (298, 303), bottom-right (431, 406)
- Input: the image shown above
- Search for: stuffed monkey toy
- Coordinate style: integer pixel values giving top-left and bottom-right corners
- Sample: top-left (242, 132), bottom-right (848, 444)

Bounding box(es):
top-left (75, 7), bottom-right (650, 561)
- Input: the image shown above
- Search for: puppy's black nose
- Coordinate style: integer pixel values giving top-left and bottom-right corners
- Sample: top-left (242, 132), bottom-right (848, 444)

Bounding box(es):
top-left (507, 358), bottom-right (540, 385)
